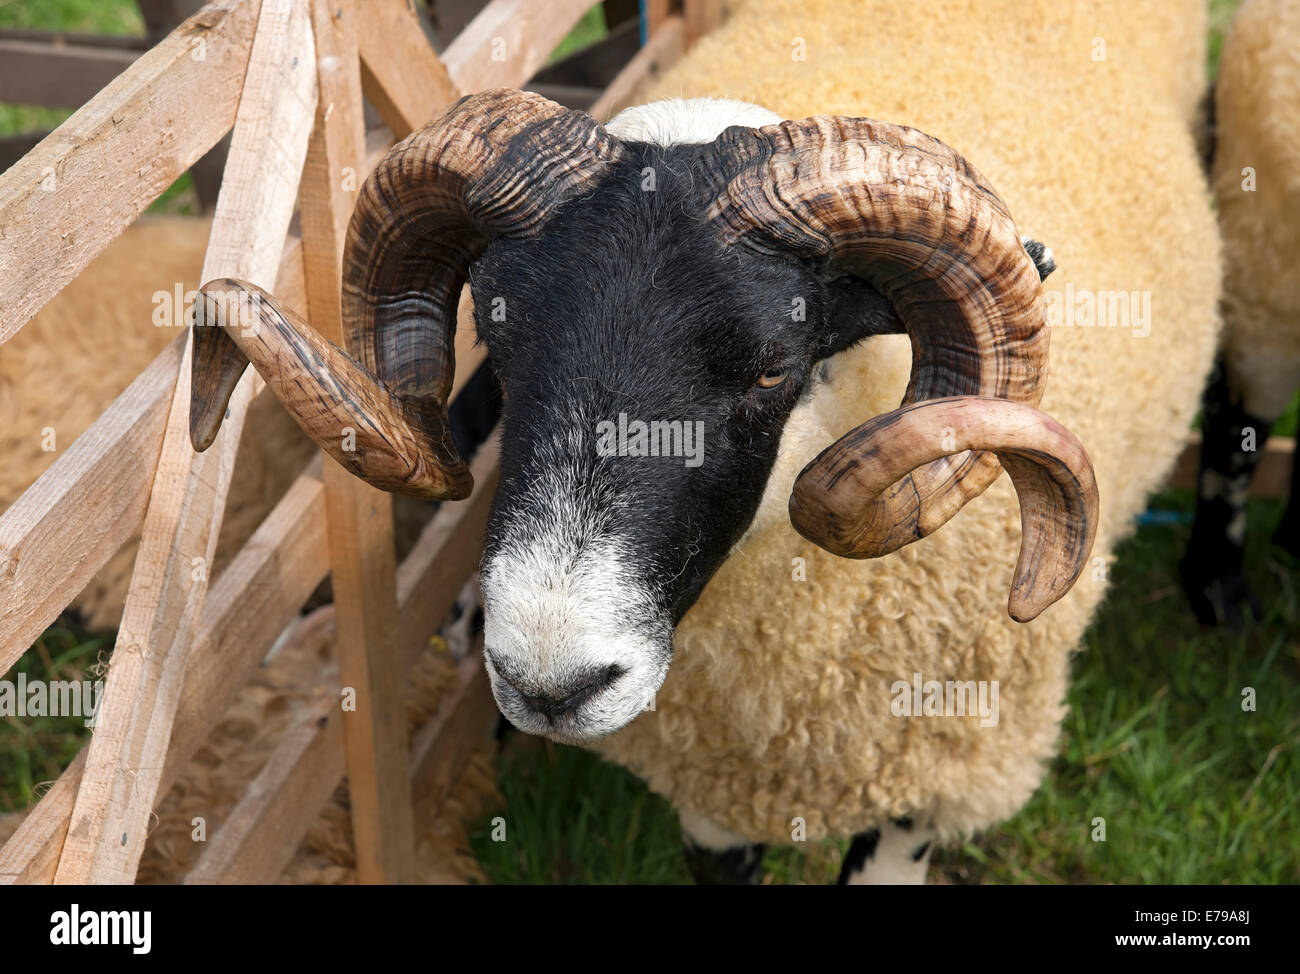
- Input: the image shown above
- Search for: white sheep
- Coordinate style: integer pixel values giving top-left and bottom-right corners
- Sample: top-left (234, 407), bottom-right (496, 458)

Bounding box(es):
top-left (187, 0), bottom-right (1220, 884)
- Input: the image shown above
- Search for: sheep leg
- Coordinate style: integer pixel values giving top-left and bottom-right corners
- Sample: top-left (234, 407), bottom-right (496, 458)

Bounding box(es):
top-left (1181, 357), bottom-right (1272, 626)
top-left (837, 817), bottom-right (935, 885)
top-left (678, 809), bottom-right (766, 885)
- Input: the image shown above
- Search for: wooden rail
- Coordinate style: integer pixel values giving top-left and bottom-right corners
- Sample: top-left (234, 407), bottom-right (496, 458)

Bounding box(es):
top-left (0, 0), bottom-right (700, 884)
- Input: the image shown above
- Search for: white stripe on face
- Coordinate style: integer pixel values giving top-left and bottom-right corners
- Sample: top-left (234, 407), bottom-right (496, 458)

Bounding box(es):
top-left (480, 458), bottom-right (672, 744)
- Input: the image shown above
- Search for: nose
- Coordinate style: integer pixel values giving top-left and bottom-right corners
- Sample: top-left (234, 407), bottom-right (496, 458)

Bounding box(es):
top-left (488, 654), bottom-right (623, 723)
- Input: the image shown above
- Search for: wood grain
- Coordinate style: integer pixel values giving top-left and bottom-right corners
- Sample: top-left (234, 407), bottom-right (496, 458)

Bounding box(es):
top-left (441, 0), bottom-right (595, 92)
top-left (184, 697), bottom-right (344, 884)
top-left (301, 0), bottom-right (415, 884)
top-left (2, 461), bottom-right (328, 885)
top-left (53, 0), bottom-right (318, 885)
top-left (356, 0), bottom-right (459, 138)
top-left (0, 0), bottom-right (262, 346)
top-left (178, 439), bottom-right (502, 885)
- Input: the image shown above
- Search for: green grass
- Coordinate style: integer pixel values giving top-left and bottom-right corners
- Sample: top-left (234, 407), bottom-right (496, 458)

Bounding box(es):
top-left (469, 737), bottom-right (694, 884)
top-left (1209, 0), bottom-right (1241, 75)
top-left (0, 617), bottom-right (110, 813)
top-left (0, 0), bottom-right (143, 33)
top-left (546, 5), bottom-right (608, 64)
top-left (470, 490), bottom-right (1300, 884)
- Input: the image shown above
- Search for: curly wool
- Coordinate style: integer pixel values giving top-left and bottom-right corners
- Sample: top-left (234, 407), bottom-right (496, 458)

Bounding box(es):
top-left (1214, 0), bottom-right (1300, 420)
top-left (592, 0), bottom-right (1221, 843)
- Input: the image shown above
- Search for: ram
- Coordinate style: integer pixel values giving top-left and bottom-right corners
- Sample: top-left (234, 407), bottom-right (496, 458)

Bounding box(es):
top-left (190, 0), bottom-right (1219, 883)
top-left (1182, 0), bottom-right (1300, 626)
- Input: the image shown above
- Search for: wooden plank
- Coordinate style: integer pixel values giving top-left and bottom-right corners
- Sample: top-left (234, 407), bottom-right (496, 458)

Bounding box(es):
top-left (408, 649), bottom-right (495, 812)
top-left (356, 0), bottom-right (459, 139)
top-left (161, 460), bottom-right (329, 787)
top-left (441, 0), bottom-right (596, 93)
top-left (177, 439), bottom-right (502, 885)
top-left (53, 0), bottom-right (318, 886)
top-left (643, 0), bottom-right (674, 38)
top-left (1, 460), bottom-right (328, 884)
top-left (0, 121), bottom-right (392, 665)
top-left (588, 13), bottom-right (683, 121)
top-left (184, 697), bottom-right (344, 884)
top-left (301, 0), bottom-right (415, 884)
top-left (0, 336), bottom-right (183, 673)
top-left (1166, 434), bottom-right (1295, 498)
top-left (0, 40), bottom-right (138, 109)
top-left (0, 0), bottom-right (263, 347)
top-left (0, 231), bottom-right (309, 673)
top-left (0, 129), bottom-right (445, 683)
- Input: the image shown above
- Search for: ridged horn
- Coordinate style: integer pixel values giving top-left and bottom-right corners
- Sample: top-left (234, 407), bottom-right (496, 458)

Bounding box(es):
top-left (787, 397), bottom-right (1099, 621)
top-left (701, 116), bottom-right (1097, 617)
top-left (189, 88), bottom-right (624, 500)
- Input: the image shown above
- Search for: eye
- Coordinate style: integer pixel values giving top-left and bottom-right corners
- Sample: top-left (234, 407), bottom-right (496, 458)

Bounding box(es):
top-left (755, 367), bottom-right (790, 390)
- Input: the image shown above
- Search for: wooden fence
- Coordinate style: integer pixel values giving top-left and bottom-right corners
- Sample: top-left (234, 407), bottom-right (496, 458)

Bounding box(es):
top-left (0, 0), bottom-right (716, 885)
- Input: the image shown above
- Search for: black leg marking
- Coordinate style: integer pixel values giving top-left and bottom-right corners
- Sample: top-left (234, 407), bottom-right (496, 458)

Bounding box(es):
top-left (836, 829), bottom-right (881, 885)
top-left (911, 840), bottom-right (933, 862)
top-left (682, 836), bottom-right (766, 885)
top-left (1182, 357), bottom-right (1271, 627)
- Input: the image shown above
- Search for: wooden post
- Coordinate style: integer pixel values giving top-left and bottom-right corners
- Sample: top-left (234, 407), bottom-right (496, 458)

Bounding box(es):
top-left (682, 0), bottom-right (722, 48)
top-left (356, 0), bottom-right (458, 138)
top-left (300, 0), bottom-right (415, 884)
top-left (52, 0), bottom-right (318, 885)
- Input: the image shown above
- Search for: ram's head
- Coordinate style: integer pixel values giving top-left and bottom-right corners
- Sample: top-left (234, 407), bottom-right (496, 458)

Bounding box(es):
top-left (190, 89), bottom-right (1097, 744)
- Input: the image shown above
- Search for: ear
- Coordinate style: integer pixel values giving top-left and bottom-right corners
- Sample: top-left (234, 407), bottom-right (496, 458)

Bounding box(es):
top-left (816, 274), bottom-right (904, 361)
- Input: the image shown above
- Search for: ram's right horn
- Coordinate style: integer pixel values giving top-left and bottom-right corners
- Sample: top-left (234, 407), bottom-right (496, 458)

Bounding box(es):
top-left (701, 113), bottom-right (1098, 618)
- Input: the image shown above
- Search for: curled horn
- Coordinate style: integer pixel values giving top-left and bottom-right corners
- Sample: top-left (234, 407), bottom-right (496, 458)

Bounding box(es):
top-left (189, 88), bottom-right (624, 500)
top-left (701, 116), bottom-right (1098, 619)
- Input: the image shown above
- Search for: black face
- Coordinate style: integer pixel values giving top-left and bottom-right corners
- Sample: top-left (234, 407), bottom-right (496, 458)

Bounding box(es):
top-left (470, 140), bottom-right (898, 627)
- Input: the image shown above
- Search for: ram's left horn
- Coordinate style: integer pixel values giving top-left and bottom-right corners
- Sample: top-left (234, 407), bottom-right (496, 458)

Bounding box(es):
top-left (189, 278), bottom-right (471, 500)
top-left (788, 397), bottom-right (1099, 621)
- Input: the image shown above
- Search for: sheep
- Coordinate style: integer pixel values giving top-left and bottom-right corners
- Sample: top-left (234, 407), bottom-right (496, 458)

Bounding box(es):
top-left (1182, 0), bottom-right (1300, 626)
top-left (188, 0), bottom-right (1220, 884)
